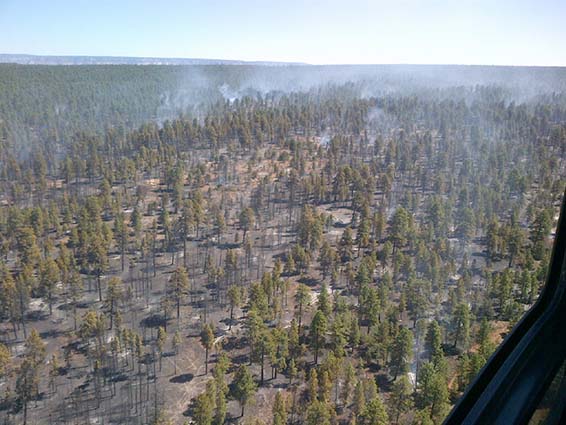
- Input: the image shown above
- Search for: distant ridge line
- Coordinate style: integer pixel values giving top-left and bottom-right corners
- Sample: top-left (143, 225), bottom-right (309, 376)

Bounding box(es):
top-left (0, 53), bottom-right (307, 66)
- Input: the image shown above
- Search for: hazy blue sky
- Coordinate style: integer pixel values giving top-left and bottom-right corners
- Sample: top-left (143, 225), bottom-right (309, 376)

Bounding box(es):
top-left (1, 0), bottom-right (565, 65)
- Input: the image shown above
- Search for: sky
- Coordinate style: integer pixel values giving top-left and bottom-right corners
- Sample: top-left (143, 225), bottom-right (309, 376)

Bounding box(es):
top-left (1, 0), bottom-right (565, 66)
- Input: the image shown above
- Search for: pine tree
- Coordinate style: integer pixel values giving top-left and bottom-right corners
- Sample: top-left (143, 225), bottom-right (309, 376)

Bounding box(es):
top-left (317, 282), bottom-right (332, 316)
top-left (232, 365), bottom-right (257, 417)
top-left (425, 320), bottom-right (443, 363)
top-left (339, 227), bottom-right (354, 262)
top-left (0, 343), bottom-right (10, 379)
top-left (257, 328), bottom-right (274, 384)
top-left (310, 311), bottom-right (327, 364)
top-left (105, 277), bottom-right (123, 329)
top-left (360, 397), bottom-right (389, 425)
top-left (364, 376), bottom-right (378, 402)
top-left (417, 361), bottom-right (449, 422)
top-left (390, 327), bottom-right (414, 380)
top-left (305, 400), bottom-right (332, 425)
top-left (477, 317), bottom-right (495, 359)
top-left (49, 353), bottom-right (60, 393)
top-left (452, 303), bottom-right (471, 350)
top-left (389, 375), bottom-right (413, 424)
top-left (341, 361), bottom-right (357, 407)
top-left (169, 267), bottom-right (189, 319)
top-left (38, 257), bottom-right (60, 315)
top-left (288, 358), bottom-right (298, 385)
top-left (272, 391), bottom-right (288, 425)
top-left (227, 285), bottom-right (242, 330)
top-left (213, 352), bottom-right (229, 425)
top-left (193, 381), bottom-right (216, 425)
top-left (88, 234), bottom-right (109, 302)
top-left (530, 209), bottom-right (552, 260)
top-left (200, 324), bottom-right (214, 374)
top-left (239, 207), bottom-right (255, 241)
top-left (68, 268), bottom-right (83, 331)
top-left (306, 367), bottom-right (319, 402)
top-left (156, 326), bottom-right (167, 372)
top-left (16, 329), bottom-right (46, 425)
top-left (294, 283), bottom-right (310, 334)
top-left (353, 380), bottom-right (366, 417)
top-left (319, 370), bottom-right (332, 403)
top-left (172, 330), bottom-right (181, 375)
top-left (390, 207), bottom-right (410, 255)
top-left (270, 326), bottom-right (289, 379)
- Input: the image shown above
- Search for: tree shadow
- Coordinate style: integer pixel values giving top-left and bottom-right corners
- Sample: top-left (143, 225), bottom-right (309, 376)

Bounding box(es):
top-left (221, 336), bottom-right (248, 351)
top-left (333, 220), bottom-right (350, 228)
top-left (272, 382), bottom-right (290, 389)
top-left (76, 300), bottom-right (97, 309)
top-left (375, 372), bottom-right (393, 392)
top-left (26, 310), bottom-right (49, 322)
top-left (231, 354), bottom-right (249, 366)
top-left (57, 302), bottom-right (74, 311)
top-left (298, 276), bottom-right (319, 287)
top-left (109, 372), bottom-right (129, 383)
top-left (217, 242), bottom-right (240, 250)
top-left (170, 373), bottom-right (194, 384)
top-left (140, 313), bottom-right (167, 329)
top-left (442, 343), bottom-right (460, 356)
top-left (39, 328), bottom-right (66, 339)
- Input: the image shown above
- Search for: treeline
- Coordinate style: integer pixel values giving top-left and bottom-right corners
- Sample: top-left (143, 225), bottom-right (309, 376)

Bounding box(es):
top-left (2, 63), bottom-right (566, 159)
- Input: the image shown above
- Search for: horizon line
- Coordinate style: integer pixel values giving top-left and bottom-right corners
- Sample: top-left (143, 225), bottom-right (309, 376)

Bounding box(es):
top-left (1, 53), bottom-right (566, 68)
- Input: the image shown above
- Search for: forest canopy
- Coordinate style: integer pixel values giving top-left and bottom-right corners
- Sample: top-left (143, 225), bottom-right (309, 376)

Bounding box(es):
top-left (0, 64), bottom-right (565, 425)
